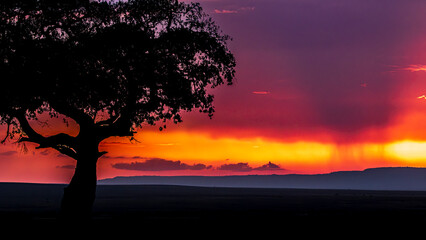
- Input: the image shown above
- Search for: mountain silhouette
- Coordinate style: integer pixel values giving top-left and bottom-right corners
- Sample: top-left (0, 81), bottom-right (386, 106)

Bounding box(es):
top-left (98, 167), bottom-right (426, 191)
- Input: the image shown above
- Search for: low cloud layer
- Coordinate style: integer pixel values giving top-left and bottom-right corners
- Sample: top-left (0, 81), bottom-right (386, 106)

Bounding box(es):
top-left (111, 157), bottom-right (283, 173)
top-left (112, 158), bottom-right (212, 171)
top-left (218, 162), bottom-right (284, 172)
top-left (218, 162), bottom-right (253, 172)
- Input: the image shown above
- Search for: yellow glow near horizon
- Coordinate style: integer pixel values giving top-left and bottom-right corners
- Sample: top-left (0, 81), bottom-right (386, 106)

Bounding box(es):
top-left (102, 131), bottom-right (336, 167)
top-left (384, 141), bottom-right (426, 162)
top-left (101, 130), bottom-right (426, 173)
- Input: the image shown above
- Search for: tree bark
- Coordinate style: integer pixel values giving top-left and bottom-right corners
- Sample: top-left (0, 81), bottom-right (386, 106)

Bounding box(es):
top-left (60, 144), bottom-right (99, 220)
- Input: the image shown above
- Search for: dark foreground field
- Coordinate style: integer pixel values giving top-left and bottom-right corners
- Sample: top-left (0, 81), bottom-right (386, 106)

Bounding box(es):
top-left (2, 183), bottom-right (426, 234)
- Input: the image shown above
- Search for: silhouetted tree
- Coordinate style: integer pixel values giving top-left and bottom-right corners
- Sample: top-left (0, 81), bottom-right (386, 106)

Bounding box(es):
top-left (0, 0), bottom-right (235, 219)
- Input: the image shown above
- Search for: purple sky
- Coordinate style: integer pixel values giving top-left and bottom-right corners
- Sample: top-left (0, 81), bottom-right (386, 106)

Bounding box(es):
top-left (176, 0), bottom-right (426, 143)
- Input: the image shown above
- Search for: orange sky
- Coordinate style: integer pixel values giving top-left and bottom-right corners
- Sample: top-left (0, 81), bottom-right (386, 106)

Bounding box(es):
top-left (2, 117), bottom-right (426, 183)
top-left (3, 0), bottom-right (426, 183)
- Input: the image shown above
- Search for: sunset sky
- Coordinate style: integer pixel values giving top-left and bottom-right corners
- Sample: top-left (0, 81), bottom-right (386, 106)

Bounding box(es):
top-left (3, 0), bottom-right (426, 183)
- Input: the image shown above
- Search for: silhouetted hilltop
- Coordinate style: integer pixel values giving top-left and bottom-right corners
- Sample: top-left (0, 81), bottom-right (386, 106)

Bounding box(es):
top-left (98, 167), bottom-right (426, 191)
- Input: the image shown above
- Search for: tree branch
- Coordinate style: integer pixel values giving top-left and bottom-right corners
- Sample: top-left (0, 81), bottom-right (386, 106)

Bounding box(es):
top-left (48, 100), bottom-right (94, 128)
top-left (15, 111), bottom-right (47, 144)
top-left (15, 110), bottom-right (79, 160)
top-left (52, 145), bottom-right (78, 160)
top-left (95, 114), bottom-right (120, 127)
top-left (1, 119), bottom-right (12, 144)
top-left (97, 123), bottom-right (135, 141)
top-left (95, 113), bottom-right (135, 141)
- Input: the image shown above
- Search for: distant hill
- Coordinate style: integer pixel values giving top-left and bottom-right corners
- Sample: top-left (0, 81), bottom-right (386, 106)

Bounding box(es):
top-left (98, 167), bottom-right (426, 191)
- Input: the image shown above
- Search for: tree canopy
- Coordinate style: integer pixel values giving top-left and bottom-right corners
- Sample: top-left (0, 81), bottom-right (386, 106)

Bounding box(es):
top-left (0, 0), bottom-right (235, 159)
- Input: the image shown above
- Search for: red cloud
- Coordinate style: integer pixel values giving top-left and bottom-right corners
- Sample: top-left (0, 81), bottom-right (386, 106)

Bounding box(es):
top-left (252, 91), bottom-right (271, 95)
top-left (214, 6), bottom-right (255, 14)
top-left (214, 9), bottom-right (238, 14)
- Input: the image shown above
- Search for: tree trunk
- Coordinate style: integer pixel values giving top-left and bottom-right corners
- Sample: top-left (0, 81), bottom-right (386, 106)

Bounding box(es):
top-left (60, 147), bottom-right (99, 220)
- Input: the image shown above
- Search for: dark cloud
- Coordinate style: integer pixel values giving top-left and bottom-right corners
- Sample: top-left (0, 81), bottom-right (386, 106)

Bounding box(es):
top-left (112, 158), bottom-right (212, 171)
top-left (0, 151), bottom-right (17, 156)
top-left (218, 162), bottom-right (253, 172)
top-left (218, 162), bottom-right (285, 172)
top-left (254, 162), bottom-right (284, 171)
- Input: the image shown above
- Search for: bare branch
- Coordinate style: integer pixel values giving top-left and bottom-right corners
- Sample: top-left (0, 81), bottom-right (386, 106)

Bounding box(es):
top-left (52, 145), bottom-right (78, 160)
top-left (48, 100), bottom-right (94, 128)
top-left (15, 110), bottom-right (79, 159)
top-left (15, 110), bottom-right (46, 144)
top-left (1, 119), bottom-right (12, 144)
top-left (95, 114), bottom-right (120, 127)
top-left (97, 122), bottom-right (135, 141)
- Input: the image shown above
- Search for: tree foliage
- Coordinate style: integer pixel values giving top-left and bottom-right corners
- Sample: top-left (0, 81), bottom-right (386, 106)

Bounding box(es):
top-left (0, 0), bottom-right (235, 158)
